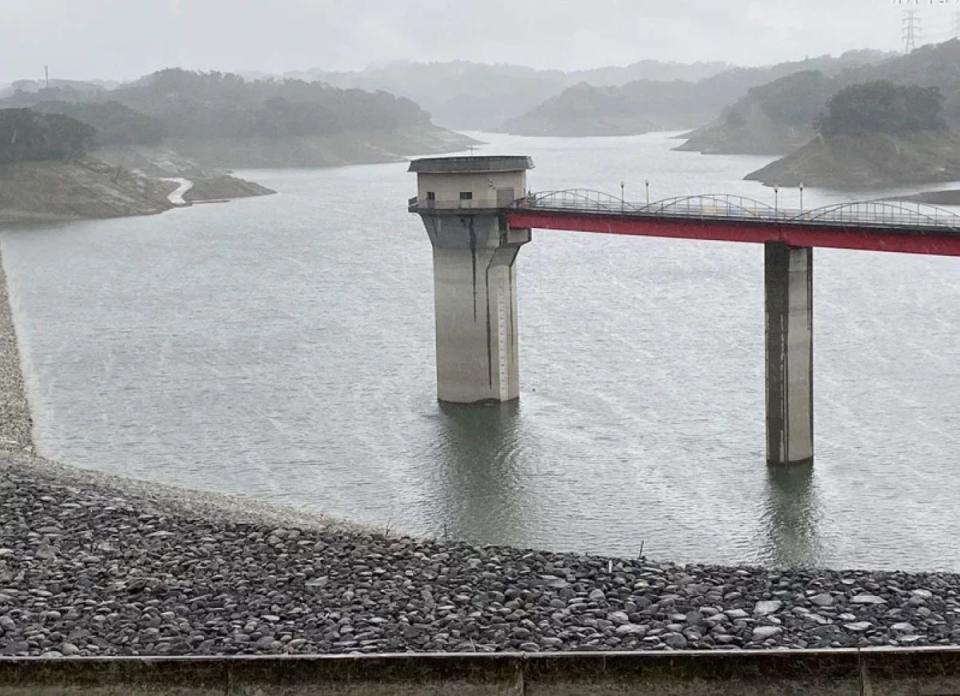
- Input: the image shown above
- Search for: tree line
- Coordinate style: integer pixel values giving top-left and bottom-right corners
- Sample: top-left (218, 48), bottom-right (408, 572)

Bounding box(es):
top-left (0, 68), bottom-right (434, 160)
top-left (0, 109), bottom-right (95, 163)
top-left (817, 81), bottom-right (946, 136)
top-left (113, 69), bottom-right (430, 139)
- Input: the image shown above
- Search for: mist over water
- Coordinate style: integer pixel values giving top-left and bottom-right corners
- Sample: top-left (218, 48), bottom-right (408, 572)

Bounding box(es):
top-left (3, 132), bottom-right (960, 570)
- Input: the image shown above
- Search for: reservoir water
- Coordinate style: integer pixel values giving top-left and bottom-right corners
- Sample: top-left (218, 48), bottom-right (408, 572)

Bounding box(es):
top-left (3, 132), bottom-right (960, 571)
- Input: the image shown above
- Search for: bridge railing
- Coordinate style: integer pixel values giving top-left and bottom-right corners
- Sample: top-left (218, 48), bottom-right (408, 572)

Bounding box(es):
top-left (514, 192), bottom-right (960, 231)
top-left (790, 200), bottom-right (960, 229)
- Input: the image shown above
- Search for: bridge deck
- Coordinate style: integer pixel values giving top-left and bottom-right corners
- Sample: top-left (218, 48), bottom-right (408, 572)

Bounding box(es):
top-left (501, 192), bottom-right (960, 257)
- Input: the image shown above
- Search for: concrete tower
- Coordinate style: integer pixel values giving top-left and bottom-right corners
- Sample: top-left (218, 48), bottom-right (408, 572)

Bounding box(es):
top-left (408, 156), bottom-right (534, 403)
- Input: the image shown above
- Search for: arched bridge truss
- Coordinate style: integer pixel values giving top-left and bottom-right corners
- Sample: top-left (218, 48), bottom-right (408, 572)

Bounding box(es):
top-left (516, 191), bottom-right (960, 231)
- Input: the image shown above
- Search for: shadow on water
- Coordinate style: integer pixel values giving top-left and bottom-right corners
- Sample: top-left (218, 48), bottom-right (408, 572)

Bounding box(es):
top-left (756, 462), bottom-right (823, 567)
top-left (423, 400), bottom-right (539, 545)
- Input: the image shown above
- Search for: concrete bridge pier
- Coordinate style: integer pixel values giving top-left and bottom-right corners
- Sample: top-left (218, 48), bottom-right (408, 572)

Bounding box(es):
top-left (765, 242), bottom-right (814, 465)
top-left (409, 156), bottom-right (534, 403)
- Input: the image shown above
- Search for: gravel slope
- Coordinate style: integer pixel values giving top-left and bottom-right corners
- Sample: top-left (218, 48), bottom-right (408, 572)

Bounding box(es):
top-left (0, 249), bottom-right (31, 453)
top-left (2, 451), bottom-right (960, 657)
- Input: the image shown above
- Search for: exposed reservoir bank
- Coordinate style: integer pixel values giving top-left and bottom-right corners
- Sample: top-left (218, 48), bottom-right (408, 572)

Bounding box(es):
top-left (2, 132), bottom-right (960, 573)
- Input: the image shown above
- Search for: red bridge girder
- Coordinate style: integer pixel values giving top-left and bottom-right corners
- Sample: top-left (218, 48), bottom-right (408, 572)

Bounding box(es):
top-left (505, 210), bottom-right (960, 257)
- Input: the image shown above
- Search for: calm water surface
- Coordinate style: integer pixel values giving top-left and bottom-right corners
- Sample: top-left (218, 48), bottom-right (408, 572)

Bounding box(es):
top-left (3, 132), bottom-right (960, 570)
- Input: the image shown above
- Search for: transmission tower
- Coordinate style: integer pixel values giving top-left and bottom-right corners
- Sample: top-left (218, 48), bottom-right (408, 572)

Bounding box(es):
top-left (902, 9), bottom-right (921, 53)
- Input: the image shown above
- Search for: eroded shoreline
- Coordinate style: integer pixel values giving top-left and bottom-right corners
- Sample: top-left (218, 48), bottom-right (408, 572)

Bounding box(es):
top-left (2, 245), bottom-right (960, 658)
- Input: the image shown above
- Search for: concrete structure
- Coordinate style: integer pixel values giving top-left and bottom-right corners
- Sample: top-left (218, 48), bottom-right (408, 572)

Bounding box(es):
top-left (765, 243), bottom-right (814, 465)
top-left (408, 156), bottom-right (534, 403)
top-left (6, 648), bottom-right (960, 694)
top-left (411, 170), bottom-right (960, 464)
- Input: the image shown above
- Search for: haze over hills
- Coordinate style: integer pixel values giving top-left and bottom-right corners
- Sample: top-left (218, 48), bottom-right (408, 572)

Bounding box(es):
top-left (5, 40), bottom-right (960, 221)
top-left (500, 49), bottom-right (892, 137)
top-left (286, 59), bottom-right (730, 129)
top-left (0, 68), bottom-right (475, 169)
top-left (680, 39), bottom-right (960, 156)
top-left (0, 67), bottom-right (474, 224)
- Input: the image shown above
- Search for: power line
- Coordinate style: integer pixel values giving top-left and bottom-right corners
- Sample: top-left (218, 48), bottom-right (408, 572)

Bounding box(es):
top-left (902, 9), bottom-right (922, 53)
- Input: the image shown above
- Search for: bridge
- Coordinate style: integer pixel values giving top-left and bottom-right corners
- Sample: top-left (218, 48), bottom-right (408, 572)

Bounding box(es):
top-left (407, 155), bottom-right (960, 465)
top-left (508, 188), bottom-right (960, 256)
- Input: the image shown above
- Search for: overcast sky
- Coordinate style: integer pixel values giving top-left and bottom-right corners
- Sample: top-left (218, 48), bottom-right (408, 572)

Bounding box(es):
top-left (2, 0), bottom-right (958, 84)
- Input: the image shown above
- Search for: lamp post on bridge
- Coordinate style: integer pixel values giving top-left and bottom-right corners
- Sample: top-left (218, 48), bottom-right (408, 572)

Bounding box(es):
top-left (645, 179), bottom-right (650, 206)
top-left (620, 181), bottom-right (625, 212)
top-left (774, 185), bottom-right (779, 217)
top-left (800, 183), bottom-right (804, 214)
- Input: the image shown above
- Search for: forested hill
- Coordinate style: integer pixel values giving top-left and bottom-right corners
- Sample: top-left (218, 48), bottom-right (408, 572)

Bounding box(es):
top-left (745, 81), bottom-right (960, 188)
top-left (0, 109), bottom-right (95, 163)
top-left (30, 101), bottom-right (167, 147)
top-left (679, 39), bottom-right (960, 155)
top-left (111, 69), bottom-right (431, 139)
top-left (0, 69), bottom-right (474, 168)
top-left (499, 49), bottom-right (890, 137)
top-left (287, 59), bottom-right (732, 129)
top-left (675, 71), bottom-right (838, 154)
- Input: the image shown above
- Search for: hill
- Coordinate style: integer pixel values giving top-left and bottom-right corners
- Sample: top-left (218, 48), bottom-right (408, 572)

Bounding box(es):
top-left (29, 101), bottom-right (167, 146)
top-left (1, 69), bottom-right (476, 169)
top-left (676, 71), bottom-right (837, 154)
top-left (745, 130), bottom-right (960, 189)
top-left (499, 50), bottom-right (890, 137)
top-left (0, 109), bottom-right (95, 163)
top-left (0, 107), bottom-right (272, 226)
top-left (745, 81), bottom-right (960, 188)
top-left (680, 40), bottom-right (960, 155)
top-left (0, 158), bottom-right (174, 225)
top-left (290, 59), bottom-right (731, 130)
top-left (497, 80), bottom-right (695, 136)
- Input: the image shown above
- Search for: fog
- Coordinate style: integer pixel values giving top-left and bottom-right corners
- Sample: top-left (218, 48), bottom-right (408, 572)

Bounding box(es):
top-left (1, 0), bottom-right (956, 84)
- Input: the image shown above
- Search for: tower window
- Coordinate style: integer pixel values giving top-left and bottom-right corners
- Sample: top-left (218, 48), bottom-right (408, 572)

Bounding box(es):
top-left (426, 191), bottom-right (436, 201)
top-left (459, 192), bottom-right (473, 200)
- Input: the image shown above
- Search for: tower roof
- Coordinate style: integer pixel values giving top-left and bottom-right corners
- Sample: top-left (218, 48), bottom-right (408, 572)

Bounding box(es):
top-left (408, 156), bottom-right (534, 174)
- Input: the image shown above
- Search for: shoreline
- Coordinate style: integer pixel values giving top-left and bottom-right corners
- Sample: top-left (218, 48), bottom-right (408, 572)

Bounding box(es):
top-left (0, 248), bottom-right (32, 454)
top-left (4, 447), bottom-right (960, 657)
top-left (0, 126), bottom-right (474, 230)
top-left (3, 238), bottom-right (960, 657)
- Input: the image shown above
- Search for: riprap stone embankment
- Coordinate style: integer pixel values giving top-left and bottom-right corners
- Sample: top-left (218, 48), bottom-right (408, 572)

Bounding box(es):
top-left (2, 450), bottom-right (960, 657)
top-left (0, 250), bottom-right (31, 453)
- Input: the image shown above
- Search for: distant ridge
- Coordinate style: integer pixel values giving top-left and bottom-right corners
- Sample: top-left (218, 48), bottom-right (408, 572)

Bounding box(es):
top-left (500, 49), bottom-right (892, 138)
top-left (0, 68), bottom-right (477, 169)
top-left (285, 59), bottom-right (731, 129)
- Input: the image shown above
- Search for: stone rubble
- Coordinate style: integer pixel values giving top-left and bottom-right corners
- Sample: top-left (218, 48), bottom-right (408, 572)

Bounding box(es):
top-left (2, 455), bottom-right (960, 657)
